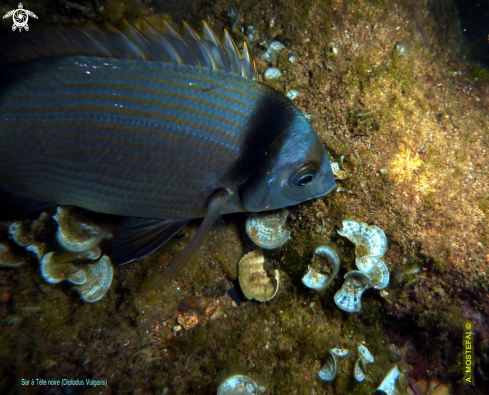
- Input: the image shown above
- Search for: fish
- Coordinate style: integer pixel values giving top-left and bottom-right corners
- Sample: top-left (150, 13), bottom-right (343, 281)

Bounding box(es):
top-left (0, 19), bottom-right (335, 291)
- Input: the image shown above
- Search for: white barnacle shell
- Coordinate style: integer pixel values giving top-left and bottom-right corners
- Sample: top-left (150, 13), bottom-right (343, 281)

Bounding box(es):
top-left (245, 209), bottom-right (290, 249)
top-left (302, 243), bottom-right (340, 292)
top-left (238, 249), bottom-right (279, 302)
top-left (337, 220), bottom-right (387, 260)
top-left (317, 351), bottom-right (337, 382)
top-left (54, 207), bottom-right (106, 252)
top-left (356, 255), bottom-right (389, 290)
top-left (354, 358), bottom-right (367, 382)
top-left (331, 348), bottom-right (349, 357)
top-left (74, 255), bottom-right (113, 303)
top-left (376, 365), bottom-right (401, 395)
top-left (334, 270), bottom-right (371, 313)
top-left (358, 344), bottom-right (374, 364)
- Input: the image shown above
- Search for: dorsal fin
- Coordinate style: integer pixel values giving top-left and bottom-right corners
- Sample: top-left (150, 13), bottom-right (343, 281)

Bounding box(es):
top-left (0, 19), bottom-right (259, 80)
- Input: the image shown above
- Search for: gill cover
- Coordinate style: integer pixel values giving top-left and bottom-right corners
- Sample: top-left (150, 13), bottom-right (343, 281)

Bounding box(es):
top-left (241, 116), bottom-right (335, 212)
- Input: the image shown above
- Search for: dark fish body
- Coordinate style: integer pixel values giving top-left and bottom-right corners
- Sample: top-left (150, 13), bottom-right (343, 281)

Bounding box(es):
top-left (0, 20), bottom-right (335, 274)
top-left (0, 56), bottom-right (328, 219)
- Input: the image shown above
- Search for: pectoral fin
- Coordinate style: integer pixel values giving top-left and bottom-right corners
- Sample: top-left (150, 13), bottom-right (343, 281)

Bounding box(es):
top-left (112, 217), bottom-right (189, 265)
top-left (144, 189), bottom-right (230, 292)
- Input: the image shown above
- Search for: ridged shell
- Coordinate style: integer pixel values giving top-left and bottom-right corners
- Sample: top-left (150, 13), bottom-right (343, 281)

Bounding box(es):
top-left (334, 271), bottom-right (371, 313)
top-left (40, 252), bottom-right (79, 284)
top-left (337, 220), bottom-right (387, 259)
top-left (301, 267), bottom-right (329, 291)
top-left (217, 374), bottom-right (263, 395)
top-left (337, 220), bottom-right (367, 244)
top-left (238, 249), bottom-right (279, 302)
top-left (75, 255), bottom-right (113, 303)
top-left (245, 209), bottom-right (290, 249)
top-left (376, 365), bottom-right (401, 395)
top-left (317, 351), bottom-right (337, 382)
top-left (356, 255), bottom-right (389, 290)
top-left (358, 344), bottom-right (374, 364)
top-left (54, 207), bottom-right (106, 252)
top-left (302, 243), bottom-right (341, 292)
top-left (354, 358), bottom-right (367, 382)
top-left (331, 348), bottom-right (349, 357)
top-left (68, 269), bottom-right (87, 285)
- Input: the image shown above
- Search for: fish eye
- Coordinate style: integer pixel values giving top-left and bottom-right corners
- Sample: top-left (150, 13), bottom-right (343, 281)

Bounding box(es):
top-left (290, 165), bottom-right (319, 187)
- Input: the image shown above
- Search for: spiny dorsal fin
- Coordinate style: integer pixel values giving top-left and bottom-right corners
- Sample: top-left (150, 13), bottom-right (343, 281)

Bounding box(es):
top-left (0, 19), bottom-right (259, 80)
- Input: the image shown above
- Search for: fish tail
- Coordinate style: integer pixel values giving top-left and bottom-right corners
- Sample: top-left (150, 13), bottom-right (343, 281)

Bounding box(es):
top-left (144, 189), bottom-right (230, 293)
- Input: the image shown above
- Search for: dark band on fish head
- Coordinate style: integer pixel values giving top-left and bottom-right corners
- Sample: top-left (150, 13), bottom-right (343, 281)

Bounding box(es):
top-left (240, 88), bottom-right (335, 212)
top-left (225, 83), bottom-right (296, 188)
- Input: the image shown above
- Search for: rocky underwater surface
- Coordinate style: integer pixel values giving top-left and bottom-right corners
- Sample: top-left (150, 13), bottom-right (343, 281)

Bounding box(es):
top-left (0, 0), bottom-right (489, 394)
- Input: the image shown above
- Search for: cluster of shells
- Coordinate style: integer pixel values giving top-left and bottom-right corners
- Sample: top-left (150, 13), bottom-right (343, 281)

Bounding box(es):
top-left (318, 344), bottom-right (374, 383)
top-left (240, 213), bottom-right (389, 315)
top-left (300, 219), bottom-right (389, 313)
top-left (237, 209), bottom-right (291, 302)
top-left (318, 344), bottom-right (403, 395)
top-left (5, 207), bottom-right (113, 303)
top-left (334, 220), bottom-right (389, 313)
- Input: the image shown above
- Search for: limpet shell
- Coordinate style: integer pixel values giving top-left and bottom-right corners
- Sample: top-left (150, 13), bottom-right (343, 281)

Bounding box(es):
top-left (302, 243), bottom-right (340, 292)
top-left (245, 209), bottom-right (290, 249)
top-left (75, 255), bottom-right (113, 303)
top-left (238, 249), bottom-right (279, 302)
top-left (54, 207), bottom-right (106, 252)
top-left (376, 365), bottom-right (401, 395)
top-left (356, 255), bottom-right (389, 290)
top-left (334, 271), bottom-right (371, 313)
top-left (317, 351), bottom-right (337, 382)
